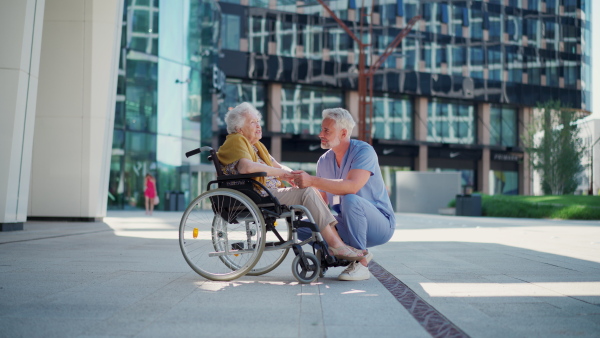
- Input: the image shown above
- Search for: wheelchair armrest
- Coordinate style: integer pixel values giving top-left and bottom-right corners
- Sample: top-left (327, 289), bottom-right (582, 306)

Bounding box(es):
top-left (216, 172), bottom-right (267, 181)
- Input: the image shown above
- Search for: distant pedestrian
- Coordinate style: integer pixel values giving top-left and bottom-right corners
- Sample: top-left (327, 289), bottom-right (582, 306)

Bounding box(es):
top-left (144, 173), bottom-right (157, 215)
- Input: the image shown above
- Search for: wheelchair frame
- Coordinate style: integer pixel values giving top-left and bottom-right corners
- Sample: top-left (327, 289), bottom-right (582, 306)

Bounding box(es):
top-left (179, 146), bottom-right (349, 283)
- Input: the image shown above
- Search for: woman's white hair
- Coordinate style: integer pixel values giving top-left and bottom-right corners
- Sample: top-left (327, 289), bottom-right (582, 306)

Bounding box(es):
top-left (322, 108), bottom-right (355, 137)
top-left (224, 102), bottom-right (261, 134)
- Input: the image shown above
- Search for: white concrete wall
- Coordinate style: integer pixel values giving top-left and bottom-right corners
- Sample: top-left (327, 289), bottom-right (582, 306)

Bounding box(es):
top-left (395, 171), bottom-right (462, 214)
top-left (0, 0), bottom-right (46, 227)
top-left (29, 0), bottom-right (122, 218)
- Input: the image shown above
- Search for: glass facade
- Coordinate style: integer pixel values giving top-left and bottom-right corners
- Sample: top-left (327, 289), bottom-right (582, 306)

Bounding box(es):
top-left (427, 99), bottom-right (476, 144)
top-left (108, 0), bottom-right (220, 210)
top-left (281, 85), bottom-right (344, 135)
top-left (372, 95), bottom-right (413, 141)
top-left (217, 0), bottom-right (591, 110)
top-left (489, 170), bottom-right (519, 195)
top-left (218, 79), bottom-right (265, 132)
top-left (109, 0), bottom-right (592, 203)
top-left (490, 105), bottom-right (517, 147)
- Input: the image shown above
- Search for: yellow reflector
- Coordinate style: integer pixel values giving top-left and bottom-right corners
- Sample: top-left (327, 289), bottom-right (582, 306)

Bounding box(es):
top-left (193, 228), bottom-right (198, 239)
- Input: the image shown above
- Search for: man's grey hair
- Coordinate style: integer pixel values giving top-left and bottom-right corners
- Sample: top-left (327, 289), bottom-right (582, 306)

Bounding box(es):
top-left (224, 102), bottom-right (262, 134)
top-left (322, 108), bottom-right (355, 136)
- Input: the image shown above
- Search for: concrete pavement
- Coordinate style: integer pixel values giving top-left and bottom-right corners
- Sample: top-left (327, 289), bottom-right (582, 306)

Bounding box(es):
top-left (1, 211), bottom-right (599, 337)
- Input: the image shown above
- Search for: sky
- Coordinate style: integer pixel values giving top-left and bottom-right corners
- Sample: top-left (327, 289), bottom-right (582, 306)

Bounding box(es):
top-left (592, 2), bottom-right (599, 118)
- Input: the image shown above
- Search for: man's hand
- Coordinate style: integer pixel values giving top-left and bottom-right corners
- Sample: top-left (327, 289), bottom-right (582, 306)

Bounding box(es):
top-left (291, 170), bottom-right (312, 189)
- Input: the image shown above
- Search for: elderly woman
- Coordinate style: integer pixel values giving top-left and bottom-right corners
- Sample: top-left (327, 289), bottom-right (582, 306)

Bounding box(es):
top-left (217, 102), bottom-right (363, 261)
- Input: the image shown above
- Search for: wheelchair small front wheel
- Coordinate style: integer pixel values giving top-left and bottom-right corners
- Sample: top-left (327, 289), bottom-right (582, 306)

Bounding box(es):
top-left (292, 253), bottom-right (320, 284)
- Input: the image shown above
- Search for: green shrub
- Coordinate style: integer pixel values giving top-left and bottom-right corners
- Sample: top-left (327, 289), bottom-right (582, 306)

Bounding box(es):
top-left (448, 195), bottom-right (600, 220)
top-left (480, 195), bottom-right (600, 220)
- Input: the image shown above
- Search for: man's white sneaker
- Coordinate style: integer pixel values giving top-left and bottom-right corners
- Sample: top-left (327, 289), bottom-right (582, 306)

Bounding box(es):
top-left (338, 261), bottom-right (370, 281)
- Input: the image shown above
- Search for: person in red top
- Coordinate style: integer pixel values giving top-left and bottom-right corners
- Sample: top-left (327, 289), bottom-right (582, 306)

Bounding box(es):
top-left (144, 173), bottom-right (157, 215)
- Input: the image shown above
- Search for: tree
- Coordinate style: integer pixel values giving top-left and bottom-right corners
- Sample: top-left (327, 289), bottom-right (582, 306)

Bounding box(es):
top-left (522, 100), bottom-right (586, 195)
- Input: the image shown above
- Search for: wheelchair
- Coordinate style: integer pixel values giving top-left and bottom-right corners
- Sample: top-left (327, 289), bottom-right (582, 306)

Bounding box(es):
top-left (179, 147), bottom-right (351, 284)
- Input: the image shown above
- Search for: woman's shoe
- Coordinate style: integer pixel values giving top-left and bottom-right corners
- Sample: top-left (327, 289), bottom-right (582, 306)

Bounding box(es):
top-left (348, 247), bottom-right (373, 264)
top-left (328, 245), bottom-right (364, 261)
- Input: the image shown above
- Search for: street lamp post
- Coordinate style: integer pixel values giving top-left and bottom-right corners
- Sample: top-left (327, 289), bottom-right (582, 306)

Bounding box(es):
top-left (588, 136), bottom-right (600, 195)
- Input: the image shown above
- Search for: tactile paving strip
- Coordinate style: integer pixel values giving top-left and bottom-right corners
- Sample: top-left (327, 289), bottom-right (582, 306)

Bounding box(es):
top-left (369, 261), bottom-right (470, 338)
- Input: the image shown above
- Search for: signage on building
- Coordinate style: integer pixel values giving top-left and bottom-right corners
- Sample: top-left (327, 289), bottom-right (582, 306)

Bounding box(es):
top-left (492, 152), bottom-right (522, 162)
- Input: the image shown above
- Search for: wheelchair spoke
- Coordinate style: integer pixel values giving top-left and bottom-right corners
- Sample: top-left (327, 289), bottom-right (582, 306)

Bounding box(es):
top-left (179, 188), bottom-right (266, 281)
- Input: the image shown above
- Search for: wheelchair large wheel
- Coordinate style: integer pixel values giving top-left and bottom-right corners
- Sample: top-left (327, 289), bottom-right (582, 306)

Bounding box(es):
top-left (179, 188), bottom-right (266, 281)
top-left (246, 217), bottom-right (292, 276)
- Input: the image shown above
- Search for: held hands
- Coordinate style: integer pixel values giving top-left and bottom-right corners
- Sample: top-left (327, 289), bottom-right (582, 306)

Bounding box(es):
top-left (279, 170), bottom-right (298, 188)
top-left (278, 169), bottom-right (314, 189)
top-left (290, 170), bottom-right (312, 189)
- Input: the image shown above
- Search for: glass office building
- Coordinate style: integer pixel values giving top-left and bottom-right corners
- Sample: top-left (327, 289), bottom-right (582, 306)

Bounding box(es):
top-left (109, 0), bottom-right (591, 210)
top-left (108, 0), bottom-right (221, 210)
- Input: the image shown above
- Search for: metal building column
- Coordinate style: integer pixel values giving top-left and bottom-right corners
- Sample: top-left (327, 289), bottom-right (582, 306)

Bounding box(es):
top-left (268, 83), bottom-right (282, 161)
top-left (478, 103), bottom-right (491, 194)
top-left (414, 97), bottom-right (428, 171)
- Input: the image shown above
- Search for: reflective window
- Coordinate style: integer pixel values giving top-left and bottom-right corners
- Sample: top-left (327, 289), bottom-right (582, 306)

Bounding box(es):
top-left (218, 79), bottom-right (266, 132)
top-left (506, 49), bottom-right (522, 83)
top-left (276, 19), bottom-right (296, 56)
top-left (372, 95), bottom-right (413, 141)
top-left (488, 11), bottom-right (502, 42)
top-left (546, 63), bottom-right (559, 87)
top-left (221, 14), bottom-right (240, 50)
top-left (110, 0), bottom-right (218, 210)
top-left (470, 46), bottom-right (484, 79)
top-left (528, 0), bottom-right (539, 10)
top-left (249, 0), bottom-right (269, 8)
top-left (450, 46), bottom-right (464, 76)
top-left (490, 105), bottom-right (517, 147)
top-left (525, 18), bottom-right (539, 47)
top-left (402, 37), bottom-right (418, 71)
top-left (303, 23), bottom-right (323, 60)
top-left (427, 99), bottom-right (476, 144)
top-left (546, 0), bottom-right (557, 13)
top-left (489, 170), bottom-right (518, 195)
top-left (487, 46), bottom-right (502, 81)
top-left (451, 5), bottom-right (465, 37)
top-left (327, 28), bottom-right (354, 64)
top-left (564, 64), bottom-right (578, 88)
top-left (249, 15), bottom-right (270, 54)
top-left (544, 19), bottom-right (557, 51)
top-left (470, 9), bottom-right (483, 40)
top-left (563, 25), bottom-right (579, 54)
top-left (281, 85), bottom-right (343, 135)
top-left (505, 15), bottom-right (521, 44)
top-left (527, 64), bottom-right (542, 85)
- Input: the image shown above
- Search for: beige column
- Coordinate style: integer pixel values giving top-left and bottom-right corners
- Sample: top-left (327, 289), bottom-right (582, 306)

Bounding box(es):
top-left (414, 97), bottom-right (428, 171)
top-left (519, 107), bottom-right (532, 195)
top-left (0, 0), bottom-right (46, 230)
top-left (477, 103), bottom-right (491, 194)
top-left (345, 91), bottom-right (360, 139)
top-left (29, 0), bottom-right (123, 219)
top-left (268, 83), bottom-right (282, 161)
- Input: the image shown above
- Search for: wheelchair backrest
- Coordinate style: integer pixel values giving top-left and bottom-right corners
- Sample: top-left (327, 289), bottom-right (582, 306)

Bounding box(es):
top-left (204, 147), bottom-right (281, 214)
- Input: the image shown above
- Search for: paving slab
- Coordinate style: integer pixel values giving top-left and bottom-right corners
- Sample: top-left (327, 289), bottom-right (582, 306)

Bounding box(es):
top-left (0, 211), bottom-right (599, 337)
